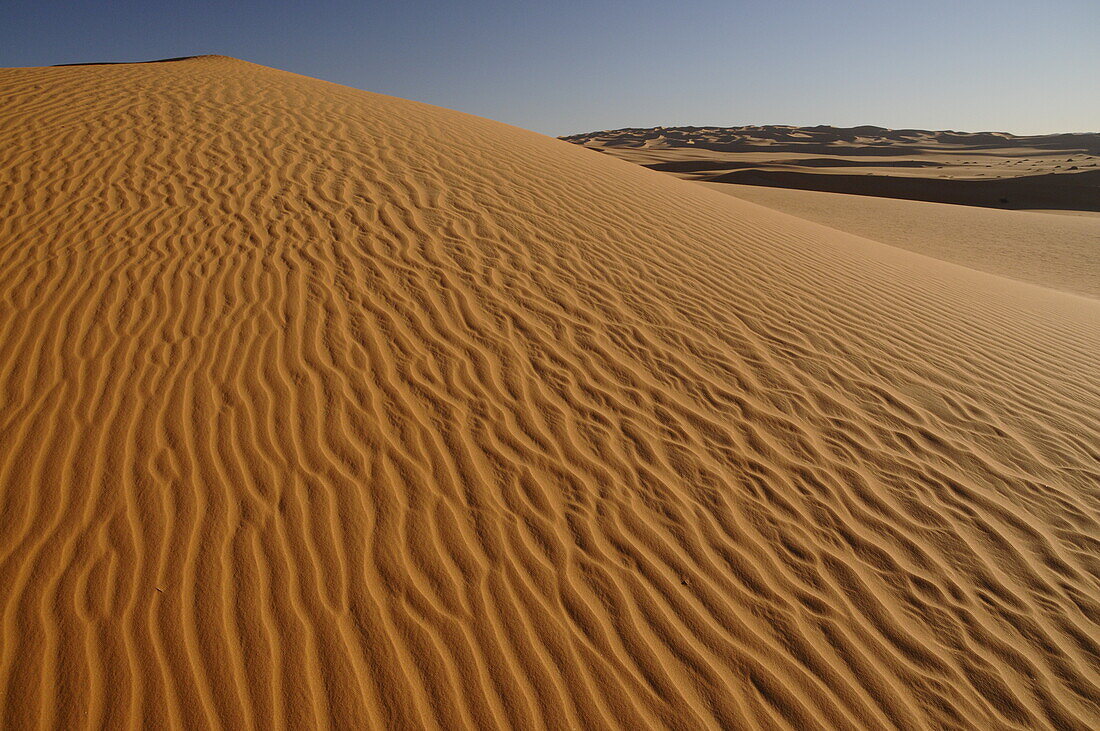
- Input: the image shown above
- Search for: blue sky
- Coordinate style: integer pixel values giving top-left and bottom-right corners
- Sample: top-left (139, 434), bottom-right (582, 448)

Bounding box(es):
top-left (2, 0), bottom-right (1097, 136)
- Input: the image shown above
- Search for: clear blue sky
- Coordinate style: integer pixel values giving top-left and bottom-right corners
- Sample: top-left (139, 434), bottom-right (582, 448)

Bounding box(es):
top-left (2, 1), bottom-right (1097, 136)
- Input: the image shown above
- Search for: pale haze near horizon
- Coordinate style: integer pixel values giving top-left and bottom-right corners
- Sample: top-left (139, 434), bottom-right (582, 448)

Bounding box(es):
top-left (1, 0), bottom-right (1096, 137)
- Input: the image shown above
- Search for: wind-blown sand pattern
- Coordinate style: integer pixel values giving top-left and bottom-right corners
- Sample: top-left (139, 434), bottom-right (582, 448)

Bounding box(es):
top-left (1, 57), bottom-right (1098, 729)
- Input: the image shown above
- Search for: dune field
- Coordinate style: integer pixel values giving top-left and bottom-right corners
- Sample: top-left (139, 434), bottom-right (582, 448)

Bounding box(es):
top-left (567, 125), bottom-right (1100, 300)
top-left (1, 56), bottom-right (1099, 729)
top-left (563, 125), bottom-right (1100, 212)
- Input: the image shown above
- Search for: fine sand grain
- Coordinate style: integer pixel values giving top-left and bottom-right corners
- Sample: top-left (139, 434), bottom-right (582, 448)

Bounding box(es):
top-left (2, 57), bottom-right (1099, 729)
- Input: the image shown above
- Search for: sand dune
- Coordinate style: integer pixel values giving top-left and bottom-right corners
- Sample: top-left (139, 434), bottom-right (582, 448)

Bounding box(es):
top-left (569, 124), bottom-right (1100, 299)
top-left (700, 183), bottom-right (1100, 298)
top-left (565, 125), bottom-right (1100, 212)
top-left (1, 57), bottom-right (1099, 729)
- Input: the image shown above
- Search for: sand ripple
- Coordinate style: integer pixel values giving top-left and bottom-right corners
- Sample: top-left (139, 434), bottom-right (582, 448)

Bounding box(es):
top-left (1, 57), bottom-right (1098, 729)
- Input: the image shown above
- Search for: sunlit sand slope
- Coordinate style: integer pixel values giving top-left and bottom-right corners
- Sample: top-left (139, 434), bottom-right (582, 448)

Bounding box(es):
top-left (1, 57), bottom-right (1098, 729)
top-left (702, 183), bottom-right (1100, 298)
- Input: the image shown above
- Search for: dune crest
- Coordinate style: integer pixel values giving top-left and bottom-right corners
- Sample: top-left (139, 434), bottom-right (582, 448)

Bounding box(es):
top-left (1, 57), bottom-right (1098, 729)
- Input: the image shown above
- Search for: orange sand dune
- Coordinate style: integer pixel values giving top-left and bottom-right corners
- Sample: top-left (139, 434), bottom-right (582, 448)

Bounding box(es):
top-left (701, 183), bottom-right (1100, 298)
top-left (1, 57), bottom-right (1099, 729)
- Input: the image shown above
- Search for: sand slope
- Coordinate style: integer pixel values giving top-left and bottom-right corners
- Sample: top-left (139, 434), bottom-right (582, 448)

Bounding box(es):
top-left (1, 57), bottom-right (1099, 729)
top-left (700, 183), bottom-right (1100, 298)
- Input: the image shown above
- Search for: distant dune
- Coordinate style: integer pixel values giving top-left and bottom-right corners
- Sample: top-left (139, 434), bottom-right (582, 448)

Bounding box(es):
top-left (2, 57), bottom-right (1099, 729)
top-left (564, 125), bottom-right (1100, 212)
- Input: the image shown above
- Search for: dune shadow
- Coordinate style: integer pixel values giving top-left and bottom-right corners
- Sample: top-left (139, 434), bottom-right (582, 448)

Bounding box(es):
top-left (52, 56), bottom-right (207, 67)
top-left (646, 158), bottom-right (943, 174)
top-left (707, 169), bottom-right (1100, 212)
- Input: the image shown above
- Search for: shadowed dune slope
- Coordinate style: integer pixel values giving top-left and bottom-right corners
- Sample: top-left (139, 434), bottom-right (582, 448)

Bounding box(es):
top-left (1, 57), bottom-right (1099, 730)
top-left (706, 168), bottom-right (1100, 213)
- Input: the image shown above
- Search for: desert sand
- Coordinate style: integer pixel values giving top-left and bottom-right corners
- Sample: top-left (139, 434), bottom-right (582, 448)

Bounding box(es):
top-left (1, 57), bottom-right (1099, 729)
top-left (567, 126), bottom-right (1100, 299)
top-left (563, 125), bottom-right (1100, 212)
top-left (700, 184), bottom-right (1100, 298)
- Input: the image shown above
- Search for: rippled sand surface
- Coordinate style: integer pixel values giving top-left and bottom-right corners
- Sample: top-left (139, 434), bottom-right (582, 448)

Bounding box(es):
top-left (2, 57), bottom-right (1098, 729)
